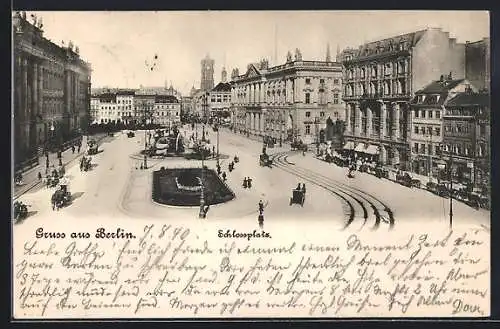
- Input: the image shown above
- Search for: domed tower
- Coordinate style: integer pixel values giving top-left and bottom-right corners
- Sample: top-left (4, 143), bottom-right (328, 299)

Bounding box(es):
top-left (200, 54), bottom-right (215, 91)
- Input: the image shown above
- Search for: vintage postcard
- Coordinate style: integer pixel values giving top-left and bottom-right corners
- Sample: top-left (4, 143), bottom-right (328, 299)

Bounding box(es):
top-left (11, 10), bottom-right (490, 319)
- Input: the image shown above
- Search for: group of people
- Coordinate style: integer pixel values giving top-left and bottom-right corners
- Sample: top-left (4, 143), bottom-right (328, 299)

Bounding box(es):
top-left (295, 183), bottom-right (307, 194)
top-left (243, 177), bottom-right (253, 189)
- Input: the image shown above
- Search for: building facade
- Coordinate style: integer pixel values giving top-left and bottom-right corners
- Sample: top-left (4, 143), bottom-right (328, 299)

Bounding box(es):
top-left (200, 54), bottom-right (215, 92)
top-left (442, 89), bottom-right (490, 190)
top-left (153, 95), bottom-right (181, 126)
top-left (13, 11), bottom-right (91, 164)
top-left (230, 51), bottom-right (344, 145)
top-left (209, 82), bottom-right (231, 118)
top-left (465, 38), bottom-right (490, 92)
top-left (90, 89), bottom-right (135, 124)
top-left (409, 76), bottom-right (475, 177)
top-left (340, 28), bottom-right (466, 169)
top-left (180, 96), bottom-right (193, 120)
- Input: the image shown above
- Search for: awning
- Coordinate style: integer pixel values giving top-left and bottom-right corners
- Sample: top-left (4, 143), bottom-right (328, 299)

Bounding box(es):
top-left (364, 144), bottom-right (379, 155)
top-left (354, 143), bottom-right (366, 152)
top-left (343, 141), bottom-right (354, 150)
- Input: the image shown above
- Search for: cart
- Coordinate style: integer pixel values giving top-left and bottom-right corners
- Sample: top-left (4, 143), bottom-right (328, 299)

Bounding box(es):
top-left (289, 189), bottom-right (305, 207)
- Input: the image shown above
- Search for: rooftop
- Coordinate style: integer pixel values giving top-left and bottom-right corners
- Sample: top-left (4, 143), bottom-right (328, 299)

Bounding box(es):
top-left (415, 78), bottom-right (465, 94)
top-left (446, 92), bottom-right (490, 107)
top-left (212, 82), bottom-right (231, 92)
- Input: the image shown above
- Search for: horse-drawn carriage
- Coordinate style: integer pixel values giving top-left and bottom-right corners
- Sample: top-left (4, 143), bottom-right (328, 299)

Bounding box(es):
top-left (426, 181), bottom-right (449, 197)
top-left (13, 201), bottom-right (28, 221)
top-left (395, 172), bottom-right (419, 188)
top-left (290, 187), bottom-right (306, 206)
top-left (127, 131), bottom-right (135, 138)
top-left (259, 153), bottom-right (273, 167)
top-left (80, 155), bottom-right (92, 171)
top-left (291, 140), bottom-right (307, 152)
top-left (87, 140), bottom-right (99, 155)
top-left (51, 184), bottom-right (72, 210)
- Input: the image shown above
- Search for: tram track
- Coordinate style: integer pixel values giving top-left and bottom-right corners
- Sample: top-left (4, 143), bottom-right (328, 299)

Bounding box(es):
top-left (269, 151), bottom-right (394, 230)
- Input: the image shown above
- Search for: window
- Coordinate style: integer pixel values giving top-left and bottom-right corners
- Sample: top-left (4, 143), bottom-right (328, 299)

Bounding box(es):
top-left (320, 79), bottom-right (325, 84)
top-left (428, 111), bottom-right (433, 119)
top-left (320, 111), bottom-right (325, 117)
top-left (435, 127), bottom-right (441, 135)
top-left (414, 143), bottom-right (419, 153)
top-left (436, 111), bottom-right (441, 119)
top-left (427, 127), bottom-right (432, 135)
top-left (421, 110), bottom-right (426, 118)
top-left (305, 111), bottom-right (311, 118)
top-left (305, 93), bottom-right (311, 104)
top-left (333, 93), bottom-right (339, 104)
top-left (305, 78), bottom-right (311, 84)
top-left (415, 110), bottom-right (419, 118)
top-left (428, 144), bottom-right (433, 155)
top-left (414, 126), bottom-right (419, 134)
top-left (305, 125), bottom-right (311, 134)
top-left (421, 143), bottom-right (426, 154)
top-left (334, 79), bottom-right (339, 84)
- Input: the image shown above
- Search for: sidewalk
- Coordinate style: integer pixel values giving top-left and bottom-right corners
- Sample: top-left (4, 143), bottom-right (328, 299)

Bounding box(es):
top-left (13, 133), bottom-right (108, 199)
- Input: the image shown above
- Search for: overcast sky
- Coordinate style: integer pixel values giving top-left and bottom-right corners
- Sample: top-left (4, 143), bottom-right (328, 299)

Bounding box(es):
top-left (23, 11), bottom-right (489, 95)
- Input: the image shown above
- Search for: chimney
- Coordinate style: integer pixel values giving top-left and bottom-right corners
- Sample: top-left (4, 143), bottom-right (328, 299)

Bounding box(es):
top-left (440, 75), bottom-right (444, 82)
top-left (448, 71), bottom-right (453, 80)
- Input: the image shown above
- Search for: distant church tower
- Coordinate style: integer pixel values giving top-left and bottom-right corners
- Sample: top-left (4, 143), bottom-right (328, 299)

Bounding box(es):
top-left (326, 43), bottom-right (331, 62)
top-left (336, 44), bottom-right (341, 62)
top-left (221, 67), bottom-right (227, 83)
top-left (200, 54), bottom-right (215, 91)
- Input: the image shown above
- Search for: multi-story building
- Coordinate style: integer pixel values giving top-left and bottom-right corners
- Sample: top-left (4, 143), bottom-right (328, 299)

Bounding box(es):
top-left (230, 50), bottom-right (344, 144)
top-left (442, 88), bottom-right (490, 190)
top-left (409, 76), bottom-right (475, 177)
top-left (209, 81), bottom-right (231, 118)
top-left (180, 96), bottom-right (193, 120)
top-left (200, 54), bottom-right (215, 92)
top-left (153, 95), bottom-right (181, 127)
top-left (134, 91), bottom-right (156, 125)
top-left (116, 90), bottom-right (135, 124)
top-left (90, 89), bottom-right (135, 124)
top-left (340, 28), bottom-right (466, 169)
top-left (13, 11), bottom-right (91, 164)
top-left (465, 38), bottom-right (490, 92)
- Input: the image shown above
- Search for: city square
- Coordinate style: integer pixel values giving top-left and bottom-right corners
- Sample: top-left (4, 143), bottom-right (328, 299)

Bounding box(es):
top-left (12, 11), bottom-right (490, 233)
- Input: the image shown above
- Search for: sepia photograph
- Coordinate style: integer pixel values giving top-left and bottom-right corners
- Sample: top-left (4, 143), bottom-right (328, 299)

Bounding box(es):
top-left (11, 10), bottom-right (491, 319)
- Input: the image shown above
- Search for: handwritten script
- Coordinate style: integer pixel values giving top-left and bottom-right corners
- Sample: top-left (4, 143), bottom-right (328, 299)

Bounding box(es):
top-left (13, 224), bottom-right (489, 318)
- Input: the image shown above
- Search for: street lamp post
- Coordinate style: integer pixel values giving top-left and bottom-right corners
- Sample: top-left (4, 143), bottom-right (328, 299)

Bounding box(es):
top-left (216, 119), bottom-right (220, 166)
top-left (199, 139), bottom-right (206, 218)
top-left (438, 143), bottom-right (453, 229)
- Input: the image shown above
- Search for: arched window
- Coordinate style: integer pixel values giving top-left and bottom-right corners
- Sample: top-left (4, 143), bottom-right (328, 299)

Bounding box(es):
top-left (360, 68), bottom-right (366, 78)
top-left (371, 66), bottom-right (377, 77)
top-left (359, 83), bottom-right (365, 95)
top-left (370, 82), bottom-right (376, 94)
top-left (382, 82), bottom-right (389, 95)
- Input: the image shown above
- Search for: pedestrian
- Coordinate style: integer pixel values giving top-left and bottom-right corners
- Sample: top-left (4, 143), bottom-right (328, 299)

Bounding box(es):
top-left (258, 212), bottom-right (264, 229)
top-left (243, 177), bottom-right (248, 188)
top-left (38, 172), bottom-right (42, 181)
top-left (58, 158), bottom-right (63, 167)
top-left (258, 199), bottom-right (264, 213)
top-left (71, 145), bottom-right (75, 154)
top-left (46, 157), bottom-right (50, 168)
top-left (222, 172), bottom-right (227, 182)
top-left (248, 177), bottom-right (252, 188)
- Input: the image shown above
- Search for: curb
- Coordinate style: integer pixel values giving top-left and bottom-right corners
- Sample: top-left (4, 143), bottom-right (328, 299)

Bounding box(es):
top-left (13, 134), bottom-right (109, 200)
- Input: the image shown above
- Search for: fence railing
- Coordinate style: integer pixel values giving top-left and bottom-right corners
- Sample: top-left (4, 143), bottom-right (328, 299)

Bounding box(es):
top-left (14, 156), bottom-right (39, 174)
